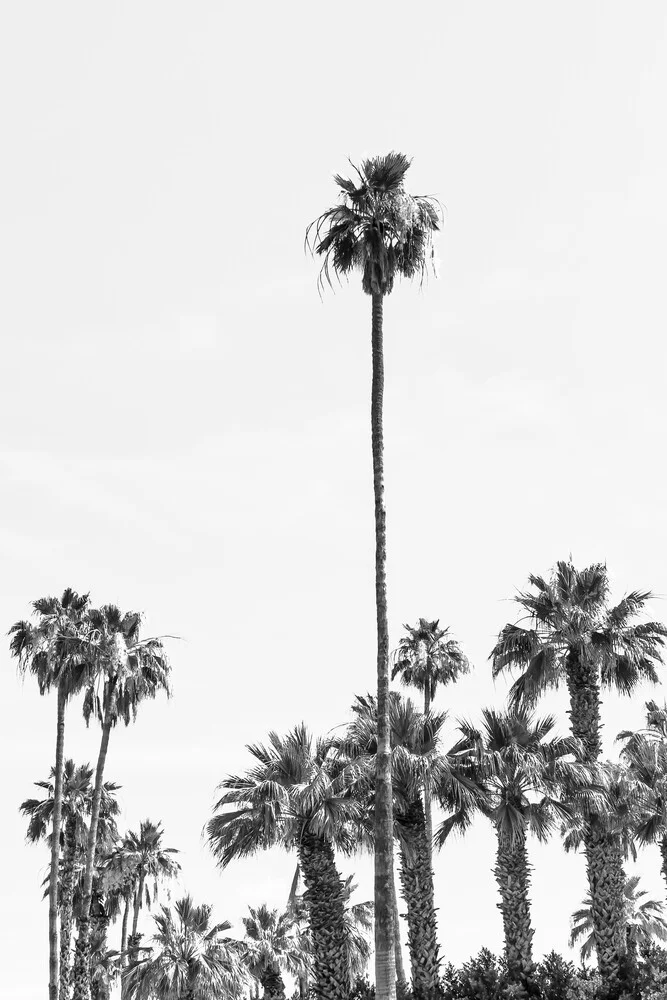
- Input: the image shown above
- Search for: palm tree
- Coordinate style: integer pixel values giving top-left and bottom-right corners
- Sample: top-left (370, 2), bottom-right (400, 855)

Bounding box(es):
top-left (21, 760), bottom-right (121, 999)
top-left (618, 703), bottom-right (667, 894)
top-left (438, 707), bottom-right (585, 990)
top-left (343, 692), bottom-right (477, 999)
top-left (71, 605), bottom-right (171, 1000)
top-left (307, 151), bottom-right (441, 1000)
top-left (392, 619), bottom-right (469, 851)
top-left (571, 876), bottom-right (667, 963)
top-left (207, 725), bottom-right (364, 1000)
top-left (119, 820), bottom-right (180, 964)
top-left (9, 587), bottom-right (90, 1000)
top-left (242, 905), bottom-right (308, 1000)
top-left (491, 560), bottom-right (667, 987)
top-left (124, 895), bottom-right (248, 1000)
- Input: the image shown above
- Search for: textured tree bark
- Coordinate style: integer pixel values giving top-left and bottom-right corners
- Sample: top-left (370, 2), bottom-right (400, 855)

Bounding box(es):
top-left (260, 965), bottom-right (286, 1000)
top-left (130, 869), bottom-right (146, 963)
top-left (59, 817), bottom-right (79, 1000)
top-left (72, 684), bottom-right (115, 1000)
top-left (397, 798), bottom-right (440, 999)
top-left (49, 685), bottom-right (68, 1000)
top-left (391, 873), bottom-right (406, 994)
top-left (422, 678), bottom-right (433, 863)
top-left (661, 835), bottom-right (667, 896)
top-left (566, 653), bottom-right (627, 993)
top-left (298, 831), bottom-right (350, 1000)
top-left (493, 826), bottom-right (536, 988)
top-left (371, 292), bottom-right (396, 1000)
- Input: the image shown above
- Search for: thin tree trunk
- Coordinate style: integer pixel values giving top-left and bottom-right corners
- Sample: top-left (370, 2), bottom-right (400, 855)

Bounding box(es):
top-left (391, 870), bottom-right (406, 994)
top-left (298, 831), bottom-right (350, 1000)
top-left (494, 825), bottom-right (536, 988)
top-left (422, 684), bottom-right (433, 862)
top-left (130, 869), bottom-right (145, 961)
top-left (371, 292), bottom-right (396, 1000)
top-left (72, 686), bottom-right (115, 1000)
top-left (59, 819), bottom-right (78, 1000)
top-left (120, 895), bottom-right (130, 962)
top-left (49, 685), bottom-right (68, 1000)
top-left (397, 798), bottom-right (440, 999)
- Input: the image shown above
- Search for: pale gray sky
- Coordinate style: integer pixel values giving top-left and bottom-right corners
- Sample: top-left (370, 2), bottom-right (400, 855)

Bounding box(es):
top-left (2, 2), bottom-right (667, 997)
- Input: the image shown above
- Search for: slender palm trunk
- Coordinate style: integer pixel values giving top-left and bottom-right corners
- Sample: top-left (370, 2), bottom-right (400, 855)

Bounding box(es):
top-left (566, 654), bottom-right (627, 991)
top-left (391, 873), bottom-right (406, 994)
top-left (297, 830), bottom-right (350, 1000)
top-left (72, 686), bottom-right (115, 1000)
top-left (121, 895), bottom-right (130, 961)
top-left (50, 685), bottom-right (68, 1000)
top-left (371, 292), bottom-right (396, 1000)
top-left (59, 819), bottom-right (78, 1000)
top-left (493, 825), bottom-right (536, 987)
top-left (422, 684), bottom-right (433, 861)
top-left (397, 797), bottom-right (440, 999)
top-left (130, 869), bottom-right (145, 960)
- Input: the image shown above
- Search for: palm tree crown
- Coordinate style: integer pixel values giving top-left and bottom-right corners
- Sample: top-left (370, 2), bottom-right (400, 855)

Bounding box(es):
top-left (306, 152), bottom-right (441, 296)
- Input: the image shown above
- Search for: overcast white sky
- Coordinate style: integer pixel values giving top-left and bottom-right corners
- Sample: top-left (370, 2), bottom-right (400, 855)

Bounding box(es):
top-left (2, 2), bottom-right (667, 997)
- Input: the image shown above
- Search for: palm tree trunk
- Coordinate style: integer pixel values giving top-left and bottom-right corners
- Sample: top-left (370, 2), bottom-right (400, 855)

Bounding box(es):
top-left (50, 685), bottom-right (68, 1000)
top-left (397, 797), bottom-right (440, 999)
top-left (370, 292), bottom-right (396, 1000)
top-left (121, 895), bottom-right (130, 961)
top-left (391, 873), bottom-right (406, 994)
top-left (72, 686), bottom-right (115, 1000)
top-left (59, 819), bottom-right (78, 1000)
top-left (422, 684), bottom-right (433, 863)
top-left (566, 653), bottom-right (627, 990)
top-left (493, 825), bottom-right (536, 987)
top-left (130, 870), bottom-right (146, 961)
top-left (585, 827), bottom-right (627, 990)
top-left (297, 830), bottom-right (350, 1000)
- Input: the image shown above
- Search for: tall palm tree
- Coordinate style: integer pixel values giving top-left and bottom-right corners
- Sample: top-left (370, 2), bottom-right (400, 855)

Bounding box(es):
top-left (9, 587), bottom-right (90, 1000)
top-left (618, 703), bottom-right (667, 894)
top-left (242, 905), bottom-right (308, 1000)
top-left (121, 820), bottom-right (180, 964)
top-left (491, 560), bottom-right (667, 988)
top-left (21, 760), bottom-right (120, 999)
top-left (124, 895), bottom-right (248, 1000)
top-left (392, 619), bottom-right (469, 850)
top-left (207, 725), bottom-right (364, 1000)
top-left (571, 876), bottom-right (667, 963)
top-left (307, 151), bottom-right (441, 1000)
top-left (438, 707), bottom-right (585, 990)
top-left (71, 606), bottom-right (171, 1000)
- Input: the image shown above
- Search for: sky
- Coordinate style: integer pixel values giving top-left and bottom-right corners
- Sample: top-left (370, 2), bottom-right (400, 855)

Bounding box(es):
top-left (2, 1), bottom-right (667, 997)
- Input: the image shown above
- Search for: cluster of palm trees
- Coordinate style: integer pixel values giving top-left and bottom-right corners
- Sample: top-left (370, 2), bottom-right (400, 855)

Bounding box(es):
top-left (206, 560), bottom-right (667, 1000)
top-left (10, 589), bottom-right (171, 1000)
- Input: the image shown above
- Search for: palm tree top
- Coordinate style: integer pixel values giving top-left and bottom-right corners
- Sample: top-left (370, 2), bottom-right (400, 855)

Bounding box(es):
top-left (491, 559), bottom-right (667, 707)
top-left (8, 588), bottom-right (91, 695)
top-left (392, 618), bottom-right (470, 701)
top-left (306, 151), bottom-right (441, 296)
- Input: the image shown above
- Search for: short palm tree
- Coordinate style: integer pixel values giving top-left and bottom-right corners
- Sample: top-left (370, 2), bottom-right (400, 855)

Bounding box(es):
top-left (343, 692), bottom-right (478, 999)
top-left (10, 587), bottom-right (90, 1000)
top-left (618, 703), bottom-right (667, 893)
top-left (242, 905), bottom-right (308, 1000)
top-left (121, 820), bottom-right (181, 963)
top-left (307, 151), bottom-right (441, 1000)
top-left (207, 725), bottom-right (364, 1000)
top-left (392, 619), bottom-right (469, 851)
top-left (491, 560), bottom-right (667, 986)
top-left (71, 606), bottom-right (171, 1000)
top-left (437, 707), bottom-right (585, 990)
top-left (124, 895), bottom-right (247, 1000)
top-left (571, 876), bottom-right (667, 963)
